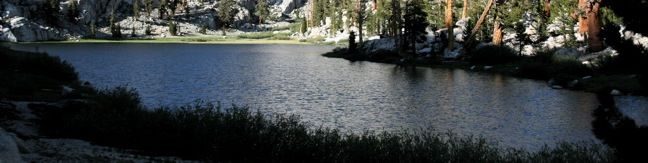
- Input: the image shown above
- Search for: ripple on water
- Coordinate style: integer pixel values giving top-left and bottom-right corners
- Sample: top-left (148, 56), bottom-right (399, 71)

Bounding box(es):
top-left (8, 43), bottom-right (648, 151)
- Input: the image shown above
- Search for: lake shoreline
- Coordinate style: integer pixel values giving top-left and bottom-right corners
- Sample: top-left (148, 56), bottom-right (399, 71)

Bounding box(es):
top-left (322, 48), bottom-right (646, 96)
top-left (0, 44), bottom-right (616, 162)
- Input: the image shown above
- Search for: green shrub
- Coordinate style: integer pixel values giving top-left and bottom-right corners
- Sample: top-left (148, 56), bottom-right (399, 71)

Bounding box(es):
top-left (469, 45), bottom-right (521, 65)
top-left (199, 25), bottom-right (207, 34)
top-left (111, 24), bottom-right (122, 39)
top-left (270, 33), bottom-right (293, 40)
top-left (145, 25), bottom-right (152, 35)
top-left (168, 21), bottom-right (178, 36)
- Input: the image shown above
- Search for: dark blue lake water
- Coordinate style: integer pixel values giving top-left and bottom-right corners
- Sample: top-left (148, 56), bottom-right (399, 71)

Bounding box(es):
top-left (9, 43), bottom-right (648, 150)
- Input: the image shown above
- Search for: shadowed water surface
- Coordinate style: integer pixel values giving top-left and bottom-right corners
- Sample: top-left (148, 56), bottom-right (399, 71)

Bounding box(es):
top-left (8, 43), bottom-right (648, 150)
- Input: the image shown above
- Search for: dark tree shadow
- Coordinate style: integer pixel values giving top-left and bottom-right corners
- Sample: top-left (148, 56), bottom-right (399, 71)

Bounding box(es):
top-left (592, 91), bottom-right (648, 162)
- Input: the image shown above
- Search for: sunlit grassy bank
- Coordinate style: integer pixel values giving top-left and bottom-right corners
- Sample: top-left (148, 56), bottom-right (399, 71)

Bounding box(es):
top-left (54, 36), bottom-right (309, 45)
top-left (1, 46), bottom-right (616, 162)
top-left (28, 32), bottom-right (334, 45)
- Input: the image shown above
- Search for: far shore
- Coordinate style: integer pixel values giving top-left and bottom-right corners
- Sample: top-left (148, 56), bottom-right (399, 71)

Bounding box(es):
top-left (3, 34), bottom-right (341, 45)
top-left (26, 38), bottom-right (307, 45)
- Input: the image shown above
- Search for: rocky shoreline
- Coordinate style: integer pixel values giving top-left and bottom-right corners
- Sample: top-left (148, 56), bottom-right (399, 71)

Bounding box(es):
top-left (0, 101), bottom-right (195, 162)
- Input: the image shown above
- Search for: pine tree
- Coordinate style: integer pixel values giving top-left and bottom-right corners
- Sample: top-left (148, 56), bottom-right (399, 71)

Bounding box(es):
top-left (145, 25), bottom-right (152, 35)
top-left (168, 0), bottom-right (179, 17)
top-left (218, 0), bottom-right (237, 36)
top-left (89, 20), bottom-right (96, 38)
top-left (145, 0), bottom-right (153, 17)
top-left (168, 21), bottom-right (178, 36)
top-left (182, 0), bottom-right (190, 14)
top-left (67, 0), bottom-right (79, 22)
top-left (357, 0), bottom-right (368, 45)
top-left (110, 13), bottom-right (122, 39)
top-left (160, 0), bottom-right (168, 18)
top-left (345, 0), bottom-right (358, 28)
top-left (500, 0), bottom-right (532, 51)
top-left (329, 0), bottom-right (342, 36)
top-left (255, 0), bottom-right (270, 24)
top-left (309, 0), bottom-right (321, 27)
top-left (374, 0), bottom-right (390, 36)
top-left (49, 0), bottom-right (61, 13)
top-left (133, 0), bottom-right (141, 19)
top-left (549, 0), bottom-right (578, 46)
top-left (403, 0), bottom-right (429, 56)
top-left (421, 0), bottom-right (437, 29)
top-left (390, 0), bottom-right (402, 49)
top-left (534, 0), bottom-right (551, 41)
top-left (44, 0), bottom-right (61, 26)
top-left (199, 24), bottom-right (208, 34)
top-left (132, 0), bottom-right (141, 36)
top-left (466, 0), bottom-right (494, 45)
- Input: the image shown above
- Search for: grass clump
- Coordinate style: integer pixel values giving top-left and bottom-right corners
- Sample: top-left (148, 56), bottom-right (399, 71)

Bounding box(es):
top-left (38, 86), bottom-right (615, 162)
top-left (237, 32), bottom-right (275, 39)
top-left (237, 32), bottom-right (294, 40)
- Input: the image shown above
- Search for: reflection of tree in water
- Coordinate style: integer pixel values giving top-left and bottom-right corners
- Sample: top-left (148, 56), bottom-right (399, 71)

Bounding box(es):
top-left (592, 92), bottom-right (648, 162)
top-left (392, 66), bottom-right (425, 81)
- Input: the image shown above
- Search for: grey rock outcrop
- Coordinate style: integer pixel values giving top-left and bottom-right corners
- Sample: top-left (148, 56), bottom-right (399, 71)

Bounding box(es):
top-left (1, 26), bottom-right (17, 42)
top-left (7, 17), bottom-right (64, 42)
top-left (0, 128), bottom-right (24, 163)
top-left (0, 0), bottom-right (312, 42)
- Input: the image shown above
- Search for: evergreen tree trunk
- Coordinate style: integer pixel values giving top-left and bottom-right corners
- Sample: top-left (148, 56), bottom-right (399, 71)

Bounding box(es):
top-left (578, 0), bottom-right (588, 34)
top-left (396, 1), bottom-right (402, 50)
top-left (466, 0), bottom-right (494, 45)
top-left (462, 0), bottom-right (468, 19)
top-left (308, 0), bottom-right (314, 27)
top-left (391, 0), bottom-right (402, 52)
top-left (587, 1), bottom-right (603, 52)
top-left (132, 18), bottom-right (136, 36)
top-left (445, 0), bottom-right (454, 50)
top-left (493, 22), bottom-right (503, 45)
top-left (544, 0), bottom-right (551, 18)
top-left (358, 0), bottom-right (364, 45)
top-left (492, 6), bottom-right (503, 45)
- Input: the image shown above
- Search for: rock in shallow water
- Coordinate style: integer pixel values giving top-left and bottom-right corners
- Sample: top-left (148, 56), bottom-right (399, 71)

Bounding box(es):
top-left (611, 89), bottom-right (623, 96)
